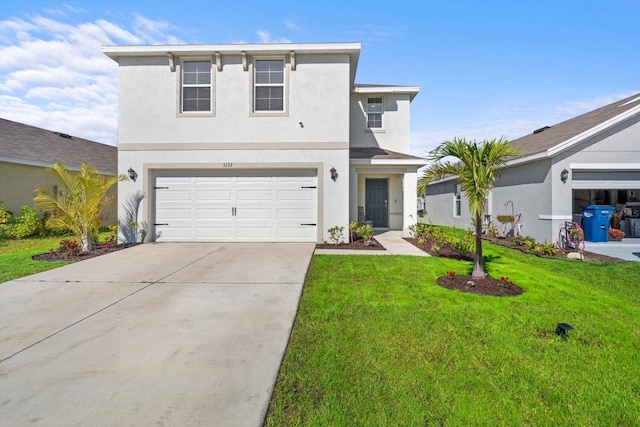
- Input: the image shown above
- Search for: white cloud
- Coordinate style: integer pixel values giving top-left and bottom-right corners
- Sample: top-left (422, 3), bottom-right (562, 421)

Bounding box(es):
top-left (257, 29), bottom-right (291, 43)
top-left (284, 19), bottom-right (299, 30)
top-left (0, 10), bottom-right (184, 145)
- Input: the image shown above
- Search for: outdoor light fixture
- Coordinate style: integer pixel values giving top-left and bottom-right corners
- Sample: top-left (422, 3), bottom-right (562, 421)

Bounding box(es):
top-left (560, 168), bottom-right (569, 183)
top-left (127, 167), bottom-right (138, 182)
top-left (330, 167), bottom-right (338, 182)
top-left (556, 322), bottom-right (574, 340)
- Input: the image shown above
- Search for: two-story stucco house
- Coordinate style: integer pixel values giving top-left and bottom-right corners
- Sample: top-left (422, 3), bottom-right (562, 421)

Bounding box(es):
top-left (102, 42), bottom-right (425, 243)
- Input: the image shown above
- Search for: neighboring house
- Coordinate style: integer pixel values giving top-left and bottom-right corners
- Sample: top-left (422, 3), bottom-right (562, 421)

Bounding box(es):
top-left (102, 42), bottom-right (425, 243)
top-left (0, 118), bottom-right (118, 224)
top-left (423, 93), bottom-right (640, 244)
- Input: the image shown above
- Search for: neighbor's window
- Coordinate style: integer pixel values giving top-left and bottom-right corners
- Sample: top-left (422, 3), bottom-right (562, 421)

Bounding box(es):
top-left (182, 60), bottom-right (211, 112)
top-left (454, 184), bottom-right (462, 217)
top-left (367, 98), bottom-right (383, 128)
top-left (254, 59), bottom-right (284, 112)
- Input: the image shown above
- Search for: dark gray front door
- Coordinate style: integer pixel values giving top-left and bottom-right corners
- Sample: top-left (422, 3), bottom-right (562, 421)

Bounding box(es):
top-left (365, 179), bottom-right (388, 227)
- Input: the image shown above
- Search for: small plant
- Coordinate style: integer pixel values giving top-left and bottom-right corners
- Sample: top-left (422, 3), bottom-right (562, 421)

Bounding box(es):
top-left (609, 228), bottom-right (624, 240)
top-left (454, 231), bottom-right (475, 258)
top-left (349, 221), bottom-right (359, 242)
top-left (417, 209), bottom-right (427, 218)
top-left (534, 242), bottom-right (558, 256)
top-left (511, 235), bottom-right (535, 247)
top-left (499, 276), bottom-right (509, 287)
top-left (447, 271), bottom-right (456, 279)
top-left (496, 214), bottom-right (515, 224)
top-left (355, 223), bottom-right (375, 246)
top-left (327, 225), bottom-right (345, 246)
top-left (57, 239), bottom-right (81, 256)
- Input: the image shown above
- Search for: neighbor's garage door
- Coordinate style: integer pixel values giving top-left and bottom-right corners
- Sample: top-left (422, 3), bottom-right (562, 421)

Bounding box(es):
top-left (154, 171), bottom-right (317, 242)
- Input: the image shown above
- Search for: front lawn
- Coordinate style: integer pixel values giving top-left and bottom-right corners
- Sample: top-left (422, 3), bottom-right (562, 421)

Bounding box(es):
top-left (266, 239), bottom-right (640, 425)
top-left (0, 231), bottom-right (114, 283)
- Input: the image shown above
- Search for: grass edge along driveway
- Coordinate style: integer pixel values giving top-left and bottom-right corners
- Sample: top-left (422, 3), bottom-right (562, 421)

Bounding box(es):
top-left (266, 241), bottom-right (640, 426)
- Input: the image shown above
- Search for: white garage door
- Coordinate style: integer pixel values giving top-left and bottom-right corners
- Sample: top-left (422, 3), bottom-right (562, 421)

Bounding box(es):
top-left (154, 171), bottom-right (317, 242)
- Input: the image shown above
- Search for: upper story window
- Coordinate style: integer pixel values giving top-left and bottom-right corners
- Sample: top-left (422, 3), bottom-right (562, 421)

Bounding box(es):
top-left (254, 59), bottom-right (285, 112)
top-left (367, 97), bottom-right (383, 128)
top-left (182, 60), bottom-right (211, 113)
top-left (454, 184), bottom-right (462, 217)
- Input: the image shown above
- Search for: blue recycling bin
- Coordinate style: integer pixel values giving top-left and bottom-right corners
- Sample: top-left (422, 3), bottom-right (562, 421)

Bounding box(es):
top-left (581, 205), bottom-right (614, 242)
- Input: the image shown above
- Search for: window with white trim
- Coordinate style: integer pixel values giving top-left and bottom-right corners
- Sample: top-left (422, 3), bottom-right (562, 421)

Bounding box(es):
top-left (454, 184), bottom-right (462, 217)
top-left (254, 59), bottom-right (284, 112)
top-left (367, 97), bottom-right (383, 128)
top-left (182, 60), bottom-right (211, 113)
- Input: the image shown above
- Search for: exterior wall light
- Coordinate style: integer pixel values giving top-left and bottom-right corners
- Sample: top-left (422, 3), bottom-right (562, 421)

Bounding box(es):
top-left (330, 167), bottom-right (338, 182)
top-left (560, 168), bottom-right (569, 183)
top-left (128, 167), bottom-right (138, 182)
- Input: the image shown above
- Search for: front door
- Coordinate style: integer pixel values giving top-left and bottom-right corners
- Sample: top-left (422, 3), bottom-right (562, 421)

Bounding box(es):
top-left (365, 178), bottom-right (388, 227)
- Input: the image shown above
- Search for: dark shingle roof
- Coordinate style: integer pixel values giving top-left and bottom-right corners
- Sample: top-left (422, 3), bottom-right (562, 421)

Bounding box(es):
top-left (0, 118), bottom-right (117, 173)
top-left (510, 93), bottom-right (640, 158)
top-left (350, 147), bottom-right (426, 161)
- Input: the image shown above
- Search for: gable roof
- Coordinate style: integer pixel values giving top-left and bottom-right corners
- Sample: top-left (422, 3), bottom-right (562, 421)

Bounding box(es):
top-left (0, 118), bottom-right (117, 174)
top-left (350, 147), bottom-right (427, 166)
top-left (510, 93), bottom-right (640, 159)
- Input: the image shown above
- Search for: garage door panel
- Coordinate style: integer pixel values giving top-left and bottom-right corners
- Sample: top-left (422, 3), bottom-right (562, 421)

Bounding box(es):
top-left (196, 208), bottom-right (230, 220)
top-left (278, 227), bottom-right (316, 240)
top-left (156, 208), bottom-right (191, 220)
top-left (197, 190), bottom-right (232, 201)
top-left (236, 190), bottom-right (273, 202)
top-left (237, 208), bottom-right (273, 220)
top-left (236, 227), bottom-right (273, 239)
top-left (155, 171), bottom-right (316, 242)
top-left (277, 189), bottom-right (314, 201)
top-left (195, 227), bottom-right (233, 239)
top-left (278, 208), bottom-right (314, 220)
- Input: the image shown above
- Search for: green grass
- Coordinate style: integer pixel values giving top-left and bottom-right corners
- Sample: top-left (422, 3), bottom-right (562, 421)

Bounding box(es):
top-left (266, 238), bottom-right (640, 426)
top-left (0, 231), bottom-right (113, 283)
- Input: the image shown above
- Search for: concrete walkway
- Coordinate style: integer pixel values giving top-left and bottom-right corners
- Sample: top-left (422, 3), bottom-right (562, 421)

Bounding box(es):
top-left (584, 237), bottom-right (640, 262)
top-left (314, 230), bottom-right (429, 256)
top-left (0, 242), bottom-right (315, 427)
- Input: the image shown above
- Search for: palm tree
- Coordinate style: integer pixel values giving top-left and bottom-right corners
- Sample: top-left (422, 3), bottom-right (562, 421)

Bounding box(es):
top-left (34, 162), bottom-right (128, 252)
top-left (418, 137), bottom-right (520, 278)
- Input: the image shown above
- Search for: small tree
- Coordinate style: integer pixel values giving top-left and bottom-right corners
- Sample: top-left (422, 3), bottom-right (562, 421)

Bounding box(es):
top-left (418, 137), bottom-right (520, 278)
top-left (34, 162), bottom-right (127, 252)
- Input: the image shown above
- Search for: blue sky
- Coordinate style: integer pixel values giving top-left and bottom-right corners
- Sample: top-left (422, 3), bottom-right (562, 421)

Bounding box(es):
top-left (1, 0), bottom-right (638, 156)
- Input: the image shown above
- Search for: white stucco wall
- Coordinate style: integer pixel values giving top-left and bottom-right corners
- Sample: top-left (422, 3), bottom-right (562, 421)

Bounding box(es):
top-left (349, 94), bottom-right (411, 153)
top-left (118, 149), bottom-right (349, 243)
top-left (117, 54), bottom-right (351, 144)
top-left (113, 48), bottom-right (354, 243)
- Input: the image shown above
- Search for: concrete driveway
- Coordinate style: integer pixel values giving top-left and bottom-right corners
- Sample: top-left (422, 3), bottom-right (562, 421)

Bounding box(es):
top-left (0, 242), bottom-right (314, 426)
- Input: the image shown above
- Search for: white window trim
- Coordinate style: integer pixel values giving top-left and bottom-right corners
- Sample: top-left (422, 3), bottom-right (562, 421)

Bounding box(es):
top-left (249, 57), bottom-right (289, 117)
top-left (453, 184), bottom-right (462, 217)
top-left (177, 58), bottom-right (215, 117)
top-left (365, 97), bottom-right (384, 131)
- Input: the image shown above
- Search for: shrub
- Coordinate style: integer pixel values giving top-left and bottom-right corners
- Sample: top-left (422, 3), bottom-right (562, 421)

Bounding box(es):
top-left (355, 223), bottom-right (375, 245)
top-left (534, 242), bottom-right (558, 256)
top-left (58, 239), bottom-right (81, 256)
top-left (511, 235), bottom-right (535, 247)
top-left (609, 228), bottom-right (625, 240)
top-left (0, 205), bottom-right (47, 239)
top-left (327, 225), bottom-right (345, 245)
top-left (454, 231), bottom-right (475, 258)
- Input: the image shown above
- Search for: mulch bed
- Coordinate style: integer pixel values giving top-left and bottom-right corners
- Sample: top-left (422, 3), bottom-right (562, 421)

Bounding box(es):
top-left (436, 275), bottom-right (524, 296)
top-left (486, 237), bottom-right (625, 262)
top-left (316, 238), bottom-right (385, 250)
top-left (403, 237), bottom-right (474, 261)
top-left (32, 243), bottom-right (138, 262)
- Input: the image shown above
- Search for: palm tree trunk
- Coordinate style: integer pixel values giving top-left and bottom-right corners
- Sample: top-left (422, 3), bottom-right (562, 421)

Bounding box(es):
top-left (472, 213), bottom-right (486, 278)
top-left (81, 232), bottom-right (91, 253)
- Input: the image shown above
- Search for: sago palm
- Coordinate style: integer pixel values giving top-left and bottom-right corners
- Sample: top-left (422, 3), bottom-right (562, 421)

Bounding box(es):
top-left (34, 162), bottom-right (127, 252)
top-left (418, 137), bottom-right (520, 278)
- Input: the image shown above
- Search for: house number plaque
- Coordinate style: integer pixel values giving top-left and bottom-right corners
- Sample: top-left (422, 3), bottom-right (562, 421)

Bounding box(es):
top-left (223, 163), bottom-right (233, 168)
